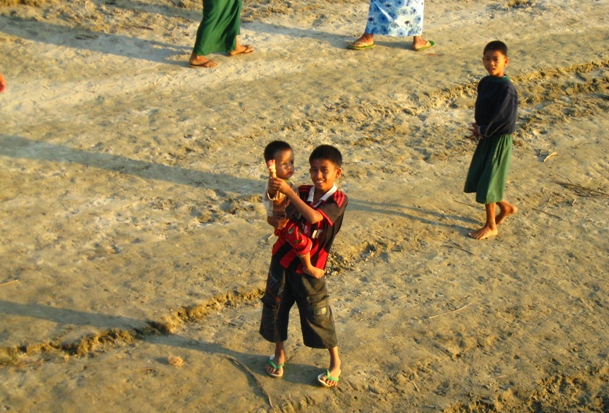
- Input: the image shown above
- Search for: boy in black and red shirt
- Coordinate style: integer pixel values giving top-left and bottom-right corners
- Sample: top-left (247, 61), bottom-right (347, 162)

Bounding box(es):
top-left (260, 145), bottom-right (347, 388)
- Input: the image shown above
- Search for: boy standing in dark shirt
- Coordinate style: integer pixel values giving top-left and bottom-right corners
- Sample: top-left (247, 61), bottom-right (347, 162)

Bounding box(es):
top-left (260, 145), bottom-right (347, 388)
top-left (464, 40), bottom-right (518, 240)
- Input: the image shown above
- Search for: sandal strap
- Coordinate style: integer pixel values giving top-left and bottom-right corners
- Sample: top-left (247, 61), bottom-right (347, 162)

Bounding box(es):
top-left (324, 369), bottom-right (340, 382)
top-left (268, 357), bottom-right (284, 370)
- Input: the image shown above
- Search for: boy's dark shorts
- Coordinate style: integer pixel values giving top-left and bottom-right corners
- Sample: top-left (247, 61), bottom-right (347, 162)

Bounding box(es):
top-left (259, 257), bottom-right (338, 349)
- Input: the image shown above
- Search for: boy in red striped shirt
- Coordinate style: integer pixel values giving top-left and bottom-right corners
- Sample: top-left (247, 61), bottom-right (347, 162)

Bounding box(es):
top-left (260, 145), bottom-right (348, 388)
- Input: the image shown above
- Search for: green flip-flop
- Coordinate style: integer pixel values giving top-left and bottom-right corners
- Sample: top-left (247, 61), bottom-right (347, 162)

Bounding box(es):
top-left (317, 369), bottom-right (341, 388)
top-left (266, 355), bottom-right (284, 378)
top-left (347, 42), bottom-right (375, 50)
top-left (414, 40), bottom-right (435, 52)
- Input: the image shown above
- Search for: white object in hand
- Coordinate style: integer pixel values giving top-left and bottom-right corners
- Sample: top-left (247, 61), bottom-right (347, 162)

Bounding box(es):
top-left (267, 159), bottom-right (276, 178)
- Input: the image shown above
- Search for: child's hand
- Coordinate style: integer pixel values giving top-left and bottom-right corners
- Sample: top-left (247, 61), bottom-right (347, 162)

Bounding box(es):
top-left (269, 177), bottom-right (291, 195)
top-left (266, 159), bottom-right (276, 178)
top-left (468, 123), bottom-right (481, 138)
top-left (266, 160), bottom-right (279, 198)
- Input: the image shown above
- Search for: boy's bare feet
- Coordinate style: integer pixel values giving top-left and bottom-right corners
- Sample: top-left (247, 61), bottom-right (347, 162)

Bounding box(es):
top-left (304, 265), bottom-right (325, 279)
top-left (496, 202), bottom-right (518, 225)
top-left (468, 225), bottom-right (498, 240)
top-left (189, 53), bottom-right (217, 68)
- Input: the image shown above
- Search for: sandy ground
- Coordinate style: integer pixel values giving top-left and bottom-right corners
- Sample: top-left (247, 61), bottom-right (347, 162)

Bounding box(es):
top-left (1, 0), bottom-right (609, 411)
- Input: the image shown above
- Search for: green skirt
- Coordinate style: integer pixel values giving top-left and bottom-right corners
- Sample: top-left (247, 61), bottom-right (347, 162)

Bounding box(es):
top-left (192, 0), bottom-right (242, 56)
top-left (464, 134), bottom-right (513, 204)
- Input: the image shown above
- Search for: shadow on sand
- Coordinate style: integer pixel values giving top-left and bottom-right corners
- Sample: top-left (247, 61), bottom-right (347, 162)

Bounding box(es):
top-left (0, 135), bottom-right (260, 194)
top-left (0, 298), bottom-right (325, 393)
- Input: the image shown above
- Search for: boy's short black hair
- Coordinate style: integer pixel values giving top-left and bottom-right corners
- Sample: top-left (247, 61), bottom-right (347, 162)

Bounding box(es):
top-left (309, 145), bottom-right (342, 167)
top-left (483, 40), bottom-right (508, 57)
top-left (264, 140), bottom-right (292, 162)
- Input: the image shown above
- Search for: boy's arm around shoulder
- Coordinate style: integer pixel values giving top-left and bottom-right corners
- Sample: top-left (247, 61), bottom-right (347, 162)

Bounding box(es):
top-left (284, 186), bottom-right (324, 224)
top-left (270, 178), bottom-right (324, 224)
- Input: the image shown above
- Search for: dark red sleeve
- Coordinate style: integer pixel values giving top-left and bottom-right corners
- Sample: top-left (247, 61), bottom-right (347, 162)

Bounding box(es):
top-left (318, 191), bottom-right (348, 225)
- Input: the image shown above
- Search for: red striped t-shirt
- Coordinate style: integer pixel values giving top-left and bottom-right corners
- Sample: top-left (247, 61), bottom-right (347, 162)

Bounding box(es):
top-left (272, 184), bottom-right (348, 273)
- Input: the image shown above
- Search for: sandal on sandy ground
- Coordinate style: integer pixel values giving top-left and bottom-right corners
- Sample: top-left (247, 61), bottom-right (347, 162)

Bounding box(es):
top-left (228, 44), bottom-right (254, 56)
top-left (347, 41), bottom-right (375, 50)
top-left (266, 355), bottom-right (284, 378)
top-left (414, 40), bottom-right (435, 51)
top-left (317, 369), bottom-right (341, 388)
top-left (188, 59), bottom-right (218, 68)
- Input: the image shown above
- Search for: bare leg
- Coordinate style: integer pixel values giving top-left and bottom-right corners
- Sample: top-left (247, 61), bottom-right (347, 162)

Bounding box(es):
top-left (318, 347), bottom-right (341, 387)
top-left (412, 35), bottom-right (431, 50)
top-left (469, 203), bottom-right (499, 240)
top-left (496, 200), bottom-right (518, 225)
top-left (228, 36), bottom-right (254, 56)
top-left (189, 52), bottom-right (217, 68)
top-left (265, 341), bottom-right (285, 376)
top-left (300, 254), bottom-right (325, 279)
